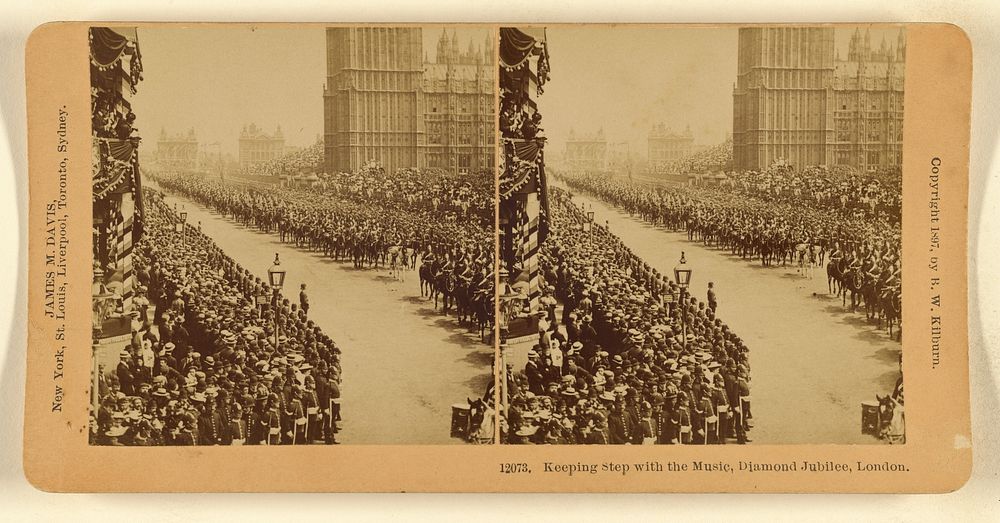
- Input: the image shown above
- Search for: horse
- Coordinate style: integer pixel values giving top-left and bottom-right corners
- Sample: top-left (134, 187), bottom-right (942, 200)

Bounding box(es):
top-left (453, 275), bottom-right (472, 324)
top-left (794, 242), bottom-right (810, 276)
top-left (386, 245), bottom-right (403, 280)
top-left (418, 258), bottom-right (434, 297)
top-left (876, 394), bottom-right (905, 444)
top-left (879, 286), bottom-right (902, 341)
top-left (434, 270), bottom-right (456, 312)
top-left (465, 397), bottom-right (494, 444)
top-left (840, 264), bottom-right (864, 312)
top-left (471, 287), bottom-right (494, 342)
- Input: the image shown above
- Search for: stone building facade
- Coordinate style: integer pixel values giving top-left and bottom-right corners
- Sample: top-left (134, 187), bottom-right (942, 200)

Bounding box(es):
top-left (323, 27), bottom-right (494, 175)
top-left (732, 27), bottom-right (905, 172)
top-left (647, 123), bottom-right (695, 169)
top-left (238, 123), bottom-right (285, 170)
top-left (563, 128), bottom-right (607, 172)
top-left (156, 128), bottom-right (199, 170)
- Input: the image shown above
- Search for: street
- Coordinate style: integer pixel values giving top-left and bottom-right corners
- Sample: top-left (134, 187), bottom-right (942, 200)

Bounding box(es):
top-left (560, 181), bottom-right (901, 444)
top-left (157, 186), bottom-right (494, 444)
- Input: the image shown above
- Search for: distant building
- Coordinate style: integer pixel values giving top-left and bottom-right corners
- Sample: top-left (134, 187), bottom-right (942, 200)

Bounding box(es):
top-left (239, 123), bottom-right (285, 170)
top-left (606, 141), bottom-right (634, 176)
top-left (831, 29), bottom-right (906, 170)
top-left (156, 128), bottom-right (199, 170)
top-left (732, 27), bottom-right (905, 172)
top-left (323, 27), bottom-right (494, 175)
top-left (422, 29), bottom-right (495, 174)
top-left (647, 123), bottom-right (695, 168)
top-left (564, 129), bottom-right (607, 172)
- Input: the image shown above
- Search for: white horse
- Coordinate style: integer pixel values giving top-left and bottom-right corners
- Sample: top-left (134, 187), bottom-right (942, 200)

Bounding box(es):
top-left (387, 245), bottom-right (403, 281)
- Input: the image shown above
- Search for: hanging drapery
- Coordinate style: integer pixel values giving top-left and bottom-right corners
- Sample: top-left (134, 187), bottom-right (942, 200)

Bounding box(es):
top-left (499, 28), bottom-right (538, 70)
top-left (500, 139), bottom-right (541, 198)
top-left (89, 27), bottom-right (129, 69)
top-left (499, 28), bottom-right (550, 95)
top-left (93, 138), bottom-right (139, 201)
top-left (89, 27), bottom-right (144, 94)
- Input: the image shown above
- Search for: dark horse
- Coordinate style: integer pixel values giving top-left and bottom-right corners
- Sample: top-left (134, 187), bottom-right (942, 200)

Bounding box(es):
top-left (834, 258), bottom-right (866, 313)
top-left (419, 258), bottom-right (434, 298)
top-left (454, 275), bottom-right (472, 325)
top-left (879, 285), bottom-right (902, 341)
top-left (471, 287), bottom-right (494, 342)
top-left (827, 257), bottom-right (843, 295)
top-left (434, 270), bottom-right (456, 312)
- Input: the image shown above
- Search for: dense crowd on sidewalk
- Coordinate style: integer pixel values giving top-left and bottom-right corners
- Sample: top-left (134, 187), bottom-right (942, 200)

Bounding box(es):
top-left (503, 187), bottom-right (751, 445)
top-left (92, 191), bottom-right (343, 446)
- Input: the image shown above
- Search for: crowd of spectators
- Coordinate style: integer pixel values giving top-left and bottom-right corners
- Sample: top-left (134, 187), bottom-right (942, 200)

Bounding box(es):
top-left (92, 191), bottom-right (343, 446)
top-left (504, 187), bottom-right (751, 444)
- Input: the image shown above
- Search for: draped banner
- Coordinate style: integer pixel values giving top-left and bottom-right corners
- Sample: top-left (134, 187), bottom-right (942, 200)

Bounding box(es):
top-left (93, 138), bottom-right (138, 201)
top-left (89, 27), bottom-right (129, 68)
top-left (499, 27), bottom-right (538, 70)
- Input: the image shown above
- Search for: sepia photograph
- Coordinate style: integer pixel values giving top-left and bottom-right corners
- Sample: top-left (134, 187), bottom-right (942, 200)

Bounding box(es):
top-left (88, 25), bottom-right (496, 446)
top-left (499, 25), bottom-right (905, 445)
top-left (20, 15), bottom-right (979, 496)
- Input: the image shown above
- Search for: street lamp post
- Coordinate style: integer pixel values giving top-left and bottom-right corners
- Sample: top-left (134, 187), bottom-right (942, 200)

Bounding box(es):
top-left (586, 210), bottom-right (595, 241)
top-left (673, 251), bottom-right (693, 349)
top-left (267, 253), bottom-right (287, 350)
top-left (178, 209), bottom-right (188, 243)
top-left (497, 268), bottom-right (516, 421)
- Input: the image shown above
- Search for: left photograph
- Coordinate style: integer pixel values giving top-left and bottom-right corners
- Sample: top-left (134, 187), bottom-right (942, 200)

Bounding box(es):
top-left (89, 25), bottom-right (497, 445)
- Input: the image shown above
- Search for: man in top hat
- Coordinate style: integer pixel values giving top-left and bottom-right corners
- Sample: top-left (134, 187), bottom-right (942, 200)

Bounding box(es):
top-left (117, 349), bottom-right (135, 396)
top-left (524, 349), bottom-right (544, 396)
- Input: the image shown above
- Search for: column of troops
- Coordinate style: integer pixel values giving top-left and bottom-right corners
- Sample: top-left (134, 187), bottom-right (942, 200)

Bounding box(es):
top-left (153, 168), bottom-right (495, 339)
top-left (561, 167), bottom-right (901, 336)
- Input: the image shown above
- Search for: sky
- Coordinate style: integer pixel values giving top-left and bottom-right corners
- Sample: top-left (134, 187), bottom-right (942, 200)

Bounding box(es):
top-left (130, 25), bottom-right (490, 157)
top-left (128, 24), bottom-right (902, 160)
top-left (538, 25), bottom-right (905, 158)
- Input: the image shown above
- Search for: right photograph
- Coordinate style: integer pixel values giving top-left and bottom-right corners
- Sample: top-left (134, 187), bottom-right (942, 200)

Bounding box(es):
top-left (498, 25), bottom-right (904, 445)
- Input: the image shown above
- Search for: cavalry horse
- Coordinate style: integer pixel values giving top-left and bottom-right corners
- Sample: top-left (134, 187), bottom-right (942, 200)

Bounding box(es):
top-left (827, 256), bottom-right (843, 295)
top-left (879, 284), bottom-right (902, 341)
top-left (876, 394), bottom-right (905, 444)
top-left (860, 271), bottom-right (881, 322)
top-left (458, 277), bottom-right (494, 342)
top-left (419, 257), bottom-right (435, 297)
top-left (386, 245), bottom-right (404, 281)
top-left (794, 242), bottom-right (812, 277)
top-left (453, 273), bottom-right (473, 324)
top-left (434, 268), bottom-right (457, 313)
top-left (838, 261), bottom-right (865, 312)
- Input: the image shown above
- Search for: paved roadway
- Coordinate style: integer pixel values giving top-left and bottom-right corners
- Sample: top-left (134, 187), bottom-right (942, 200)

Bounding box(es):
top-left (156, 187), bottom-right (493, 444)
top-left (558, 181), bottom-right (901, 444)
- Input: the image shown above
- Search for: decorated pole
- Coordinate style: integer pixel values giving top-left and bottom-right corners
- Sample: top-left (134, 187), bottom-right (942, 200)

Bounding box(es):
top-left (499, 27), bottom-right (551, 315)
